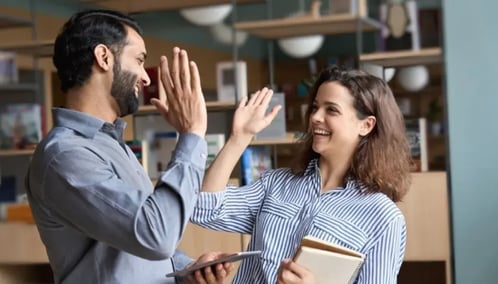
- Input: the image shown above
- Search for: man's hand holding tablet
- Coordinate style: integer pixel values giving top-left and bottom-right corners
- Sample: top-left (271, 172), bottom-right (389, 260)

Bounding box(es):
top-left (166, 250), bottom-right (262, 282)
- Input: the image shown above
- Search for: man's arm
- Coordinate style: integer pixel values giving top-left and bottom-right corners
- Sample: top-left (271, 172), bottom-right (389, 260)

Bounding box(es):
top-left (39, 133), bottom-right (206, 260)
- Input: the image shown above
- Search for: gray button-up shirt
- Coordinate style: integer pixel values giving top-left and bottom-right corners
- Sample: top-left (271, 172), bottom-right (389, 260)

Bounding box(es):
top-left (26, 108), bottom-right (207, 284)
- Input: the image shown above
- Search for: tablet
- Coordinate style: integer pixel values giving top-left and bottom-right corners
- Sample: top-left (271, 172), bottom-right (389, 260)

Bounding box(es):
top-left (165, 250), bottom-right (262, 278)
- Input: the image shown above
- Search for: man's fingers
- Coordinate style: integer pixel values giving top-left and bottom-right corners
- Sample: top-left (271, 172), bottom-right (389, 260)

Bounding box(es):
top-left (159, 56), bottom-right (174, 97)
top-left (180, 49), bottom-right (191, 93)
top-left (150, 98), bottom-right (169, 115)
top-left (171, 47), bottom-right (182, 94)
top-left (190, 61), bottom-right (202, 96)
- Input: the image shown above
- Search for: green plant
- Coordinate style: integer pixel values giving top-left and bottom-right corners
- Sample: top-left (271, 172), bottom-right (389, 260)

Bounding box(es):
top-left (427, 98), bottom-right (443, 122)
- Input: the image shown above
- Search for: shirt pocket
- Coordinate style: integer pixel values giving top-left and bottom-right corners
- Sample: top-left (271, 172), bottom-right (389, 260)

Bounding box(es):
top-left (309, 212), bottom-right (368, 252)
top-left (256, 195), bottom-right (302, 257)
top-left (260, 195), bottom-right (302, 219)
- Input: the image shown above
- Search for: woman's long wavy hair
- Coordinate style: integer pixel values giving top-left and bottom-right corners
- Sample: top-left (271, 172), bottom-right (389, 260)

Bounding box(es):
top-left (291, 66), bottom-right (412, 202)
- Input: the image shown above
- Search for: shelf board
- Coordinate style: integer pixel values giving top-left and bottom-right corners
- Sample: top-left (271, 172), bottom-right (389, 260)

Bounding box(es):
top-left (250, 132), bottom-right (299, 145)
top-left (0, 83), bottom-right (37, 92)
top-left (0, 40), bottom-right (54, 58)
top-left (0, 223), bottom-right (48, 264)
top-left (0, 149), bottom-right (35, 157)
top-left (359, 47), bottom-right (443, 67)
top-left (0, 14), bottom-right (32, 29)
top-left (136, 101), bottom-right (237, 115)
top-left (85, 0), bottom-right (264, 13)
top-left (234, 14), bottom-right (381, 39)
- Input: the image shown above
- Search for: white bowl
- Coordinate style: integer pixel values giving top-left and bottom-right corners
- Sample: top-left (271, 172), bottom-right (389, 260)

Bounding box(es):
top-left (278, 35), bottom-right (324, 58)
top-left (180, 4), bottom-right (232, 26)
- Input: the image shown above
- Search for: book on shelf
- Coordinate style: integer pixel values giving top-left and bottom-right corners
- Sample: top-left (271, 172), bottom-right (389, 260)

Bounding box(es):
top-left (125, 140), bottom-right (149, 170)
top-left (141, 66), bottom-right (165, 105)
top-left (205, 133), bottom-right (225, 168)
top-left (405, 117), bottom-right (428, 172)
top-left (0, 103), bottom-right (42, 150)
top-left (240, 146), bottom-right (272, 185)
top-left (0, 175), bottom-right (16, 203)
top-left (293, 235), bottom-right (365, 284)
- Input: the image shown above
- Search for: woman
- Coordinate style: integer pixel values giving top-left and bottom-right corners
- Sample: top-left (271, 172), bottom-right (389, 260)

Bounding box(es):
top-left (192, 66), bottom-right (412, 283)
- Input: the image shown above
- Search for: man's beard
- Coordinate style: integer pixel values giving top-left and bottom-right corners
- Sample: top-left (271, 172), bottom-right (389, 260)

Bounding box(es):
top-left (110, 60), bottom-right (139, 117)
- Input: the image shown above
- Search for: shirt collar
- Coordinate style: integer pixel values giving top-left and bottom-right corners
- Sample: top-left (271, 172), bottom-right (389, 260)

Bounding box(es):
top-left (306, 158), bottom-right (365, 192)
top-left (52, 108), bottom-right (127, 140)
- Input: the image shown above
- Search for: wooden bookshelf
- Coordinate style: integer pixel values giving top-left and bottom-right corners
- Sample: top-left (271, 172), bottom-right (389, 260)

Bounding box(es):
top-left (0, 40), bottom-right (54, 58)
top-left (0, 149), bottom-right (35, 157)
top-left (234, 14), bottom-right (381, 39)
top-left (136, 101), bottom-right (237, 115)
top-left (359, 48), bottom-right (443, 67)
top-left (85, 0), bottom-right (264, 13)
top-left (250, 132), bottom-right (299, 145)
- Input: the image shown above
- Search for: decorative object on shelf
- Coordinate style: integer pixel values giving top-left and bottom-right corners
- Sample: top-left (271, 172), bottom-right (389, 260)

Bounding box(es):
top-left (395, 97), bottom-right (411, 116)
top-left (0, 103), bottom-right (42, 150)
top-left (360, 63), bottom-right (396, 82)
top-left (278, 35), bottom-right (324, 58)
top-left (397, 65), bottom-right (429, 92)
top-left (379, 0), bottom-right (420, 51)
top-left (329, 0), bottom-right (368, 17)
top-left (216, 61), bottom-right (247, 103)
top-left (142, 67), bottom-right (162, 105)
top-left (0, 51), bottom-right (18, 84)
top-left (277, 0), bottom-right (324, 58)
top-left (210, 22), bottom-right (248, 46)
top-left (179, 4), bottom-right (232, 26)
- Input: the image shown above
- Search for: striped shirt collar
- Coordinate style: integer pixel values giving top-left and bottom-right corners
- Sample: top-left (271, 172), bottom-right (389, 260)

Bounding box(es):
top-left (305, 158), bottom-right (367, 193)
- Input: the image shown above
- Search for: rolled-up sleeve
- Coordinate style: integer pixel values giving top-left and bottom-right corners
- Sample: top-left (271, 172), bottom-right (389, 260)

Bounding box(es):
top-left (191, 177), bottom-right (267, 235)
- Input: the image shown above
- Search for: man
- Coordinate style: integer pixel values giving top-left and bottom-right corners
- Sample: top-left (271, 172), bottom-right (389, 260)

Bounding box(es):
top-left (26, 9), bottom-right (231, 284)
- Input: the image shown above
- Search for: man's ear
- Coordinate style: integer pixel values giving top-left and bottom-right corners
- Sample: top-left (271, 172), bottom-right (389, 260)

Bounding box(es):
top-left (94, 44), bottom-right (113, 72)
top-left (359, 115), bottom-right (376, 137)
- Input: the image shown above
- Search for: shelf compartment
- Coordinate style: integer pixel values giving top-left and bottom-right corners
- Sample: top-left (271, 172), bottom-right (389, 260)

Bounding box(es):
top-left (359, 48), bottom-right (443, 67)
top-left (0, 14), bottom-right (32, 29)
top-left (0, 40), bottom-right (54, 58)
top-left (84, 0), bottom-right (264, 13)
top-left (136, 101), bottom-right (237, 115)
top-left (234, 14), bottom-right (381, 39)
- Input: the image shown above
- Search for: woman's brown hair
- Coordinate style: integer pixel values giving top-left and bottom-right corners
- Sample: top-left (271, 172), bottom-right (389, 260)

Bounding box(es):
top-left (291, 66), bottom-right (412, 202)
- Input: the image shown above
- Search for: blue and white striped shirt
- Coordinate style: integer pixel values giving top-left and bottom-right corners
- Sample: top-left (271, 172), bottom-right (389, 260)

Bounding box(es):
top-left (192, 159), bottom-right (406, 284)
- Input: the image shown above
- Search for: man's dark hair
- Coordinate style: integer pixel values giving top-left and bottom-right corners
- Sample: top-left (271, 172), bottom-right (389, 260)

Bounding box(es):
top-left (53, 9), bottom-right (142, 92)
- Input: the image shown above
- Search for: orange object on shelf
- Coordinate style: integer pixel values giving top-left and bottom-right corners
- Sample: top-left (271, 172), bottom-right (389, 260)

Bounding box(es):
top-left (6, 203), bottom-right (34, 223)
